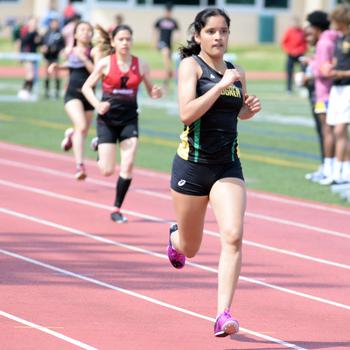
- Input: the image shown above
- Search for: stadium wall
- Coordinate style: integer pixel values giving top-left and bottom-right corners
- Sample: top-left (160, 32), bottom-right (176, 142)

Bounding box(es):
top-left (0, 0), bottom-right (342, 45)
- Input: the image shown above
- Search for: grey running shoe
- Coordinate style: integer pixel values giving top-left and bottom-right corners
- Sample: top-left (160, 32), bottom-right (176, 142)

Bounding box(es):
top-left (111, 211), bottom-right (128, 223)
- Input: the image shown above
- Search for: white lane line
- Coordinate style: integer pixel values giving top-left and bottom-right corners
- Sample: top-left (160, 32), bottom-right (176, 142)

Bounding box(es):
top-left (1, 177), bottom-right (350, 271)
top-left (0, 144), bottom-right (168, 179)
top-left (246, 212), bottom-right (350, 239)
top-left (0, 158), bottom-right (349, 240)
top-left (0, 143), bottom-right (349, 215)
top-left (0, 179), bottom-right (165, 223)
top-left (0, 248), bottom-right (308, 350)
top-left (0, 310), bottom-right (98, 350)
top-left (248, 191), bottom-right (350, 216)
top-left (133, 188), bottom-right (350, 239)
top-left (1, 207), bottom-right (350, 312)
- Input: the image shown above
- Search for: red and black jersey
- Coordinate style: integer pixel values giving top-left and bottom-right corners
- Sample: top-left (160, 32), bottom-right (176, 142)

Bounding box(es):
top-left (101, 54), bottom-right (143, 125)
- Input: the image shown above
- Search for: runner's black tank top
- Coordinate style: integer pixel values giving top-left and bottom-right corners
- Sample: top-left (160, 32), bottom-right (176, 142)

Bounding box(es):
top-left (177, 55), bottom-right (244, 164)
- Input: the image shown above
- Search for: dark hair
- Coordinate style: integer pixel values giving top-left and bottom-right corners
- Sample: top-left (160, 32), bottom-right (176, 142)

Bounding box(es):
top-left (179, 8), bottom-right (230, 59)
top-left (307, 11), bottom-right (330, 31)
top-left (165, 1), bottom-right (173, 11)
top-left (95, 24), bottom-right (133, 56)
top-left (73, 21), bottom-right (93, 48)
top-left (111, 24), bottom-right (133, 39)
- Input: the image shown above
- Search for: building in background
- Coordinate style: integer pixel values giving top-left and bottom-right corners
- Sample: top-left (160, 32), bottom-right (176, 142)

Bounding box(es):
top-left (0, 0), bottom-right (346, 45)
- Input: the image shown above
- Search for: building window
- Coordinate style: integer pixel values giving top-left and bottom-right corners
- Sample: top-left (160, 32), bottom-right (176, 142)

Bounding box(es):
top-left (225, 0), bottom-right (255, 4)
top-left (264, 0), bottom-right (288, 8)
top-left (153, 0), bottom-right (200, 4)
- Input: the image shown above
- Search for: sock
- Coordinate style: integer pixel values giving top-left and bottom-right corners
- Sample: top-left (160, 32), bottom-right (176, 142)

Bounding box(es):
top-left (55, 78), bottom-right (60, 98)
top-left (26, 80), bottom-right (33, 92)
top-left (343, 160), bottom-right (350, 173)
top-left (114, 176), bottom-right (132, 208)
top-left (23, 80), bottom-right (30, 90)
top-left (44, 78), bottom-right (49, 95)
top-left (323, 157), bottom-right (333, 177)
top-left (342, 161), bottom-right (350, 181)
top-left (333, 160), bottom-right (343, 181)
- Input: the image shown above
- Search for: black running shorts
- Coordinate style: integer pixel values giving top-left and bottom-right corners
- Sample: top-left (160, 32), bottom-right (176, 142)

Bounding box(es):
top-left (97, 117), bottom-right (139, 144)
top-left (64, 89), bottom-right (94, 111)
top-left (170, 154), bottom-right (244, 196)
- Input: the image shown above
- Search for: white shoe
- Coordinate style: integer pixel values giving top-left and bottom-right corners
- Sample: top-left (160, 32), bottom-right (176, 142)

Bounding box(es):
top-left (319, 176), bottom-right (335, 186)
top-left (90, 137), bottom-right (98, 151)
top-left (305, 167), bottom-right (325, 182)
top-left (331, 182), bottom-right (350, 193)
top-left (17, 89), bottom-right (30, 100)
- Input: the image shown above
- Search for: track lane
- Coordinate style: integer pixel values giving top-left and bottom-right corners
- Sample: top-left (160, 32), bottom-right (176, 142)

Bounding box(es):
top-left (1, 183), bottom-right (349, 348)
top-left (1, 213), bottom-right (308, 350)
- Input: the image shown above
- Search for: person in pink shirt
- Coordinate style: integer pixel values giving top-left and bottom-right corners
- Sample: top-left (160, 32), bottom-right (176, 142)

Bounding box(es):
top-left (282, 16), bottom-right (308, 93)
top-left (305, 11), bottom-right (338, 182)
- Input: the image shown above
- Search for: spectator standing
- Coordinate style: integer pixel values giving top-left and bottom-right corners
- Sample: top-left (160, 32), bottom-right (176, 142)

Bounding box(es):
top-left (63, 0), bottom-right (77, 25)
top-left (41, 1), bottom-right (61, 30)
top-left (322, 4), bottom-right (350, 184)
top-left (304, 11), bottom-right (338, 182)
top-left (281, 16), bottom-right (308, 94)
top-left (18, 17), bottom-right (42, 100)
top-left (41, 18), bottom-right (65, 98)
top-left (108, 14), bottom-right (124, 34)
top-left (12, 18), bottom-right (24, 52)
top-left (153, 2), bottom-right (179, 91)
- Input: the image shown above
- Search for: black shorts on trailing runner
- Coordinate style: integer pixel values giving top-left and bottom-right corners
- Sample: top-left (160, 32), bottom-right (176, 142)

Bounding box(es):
top-left (64, 90), bottom-right (94, 111)
top-left (97, 117), bottom-right (139, 144)
top-left (170, 154), bottom-right (244, 196)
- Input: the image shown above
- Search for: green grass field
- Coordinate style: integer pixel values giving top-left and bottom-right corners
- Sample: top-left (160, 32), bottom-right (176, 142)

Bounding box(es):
top-left (0, 42), bottom-right (348, 207)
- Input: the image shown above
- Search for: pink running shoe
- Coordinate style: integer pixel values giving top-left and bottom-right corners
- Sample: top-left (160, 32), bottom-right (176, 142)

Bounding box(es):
top-left (61, 128), bottom-right (74, 151)
top-left (75, 163), bottom-right (87, 181)
top-left (214, 310), bottom-right (239, 337)
top-left (167, 223), bottom-right (185, 269)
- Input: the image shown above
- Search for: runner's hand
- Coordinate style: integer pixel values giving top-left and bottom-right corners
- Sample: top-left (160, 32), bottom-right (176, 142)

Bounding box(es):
top-left (48, 63), bottom-right (58, 74)
top-left (244, 94), bottom-right (261, 114)
top-left (97, 101), bottom-right (111, 115)
top-left (218, 69), bottom-right (241, 90)
top-left (151, 85), bottom-right (162, 99)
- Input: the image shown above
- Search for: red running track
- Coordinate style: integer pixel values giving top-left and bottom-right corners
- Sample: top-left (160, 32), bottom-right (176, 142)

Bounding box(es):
top-left (0, 142), bottom-right (349, 350)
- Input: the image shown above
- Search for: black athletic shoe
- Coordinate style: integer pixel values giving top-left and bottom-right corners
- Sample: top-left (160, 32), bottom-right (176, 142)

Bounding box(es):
top-left (111, 211), bottom-right (128, 223)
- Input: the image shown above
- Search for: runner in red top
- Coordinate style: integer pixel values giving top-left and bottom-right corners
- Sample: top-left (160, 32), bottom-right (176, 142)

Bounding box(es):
top-left (82, 24), bottom-right (162, 223)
